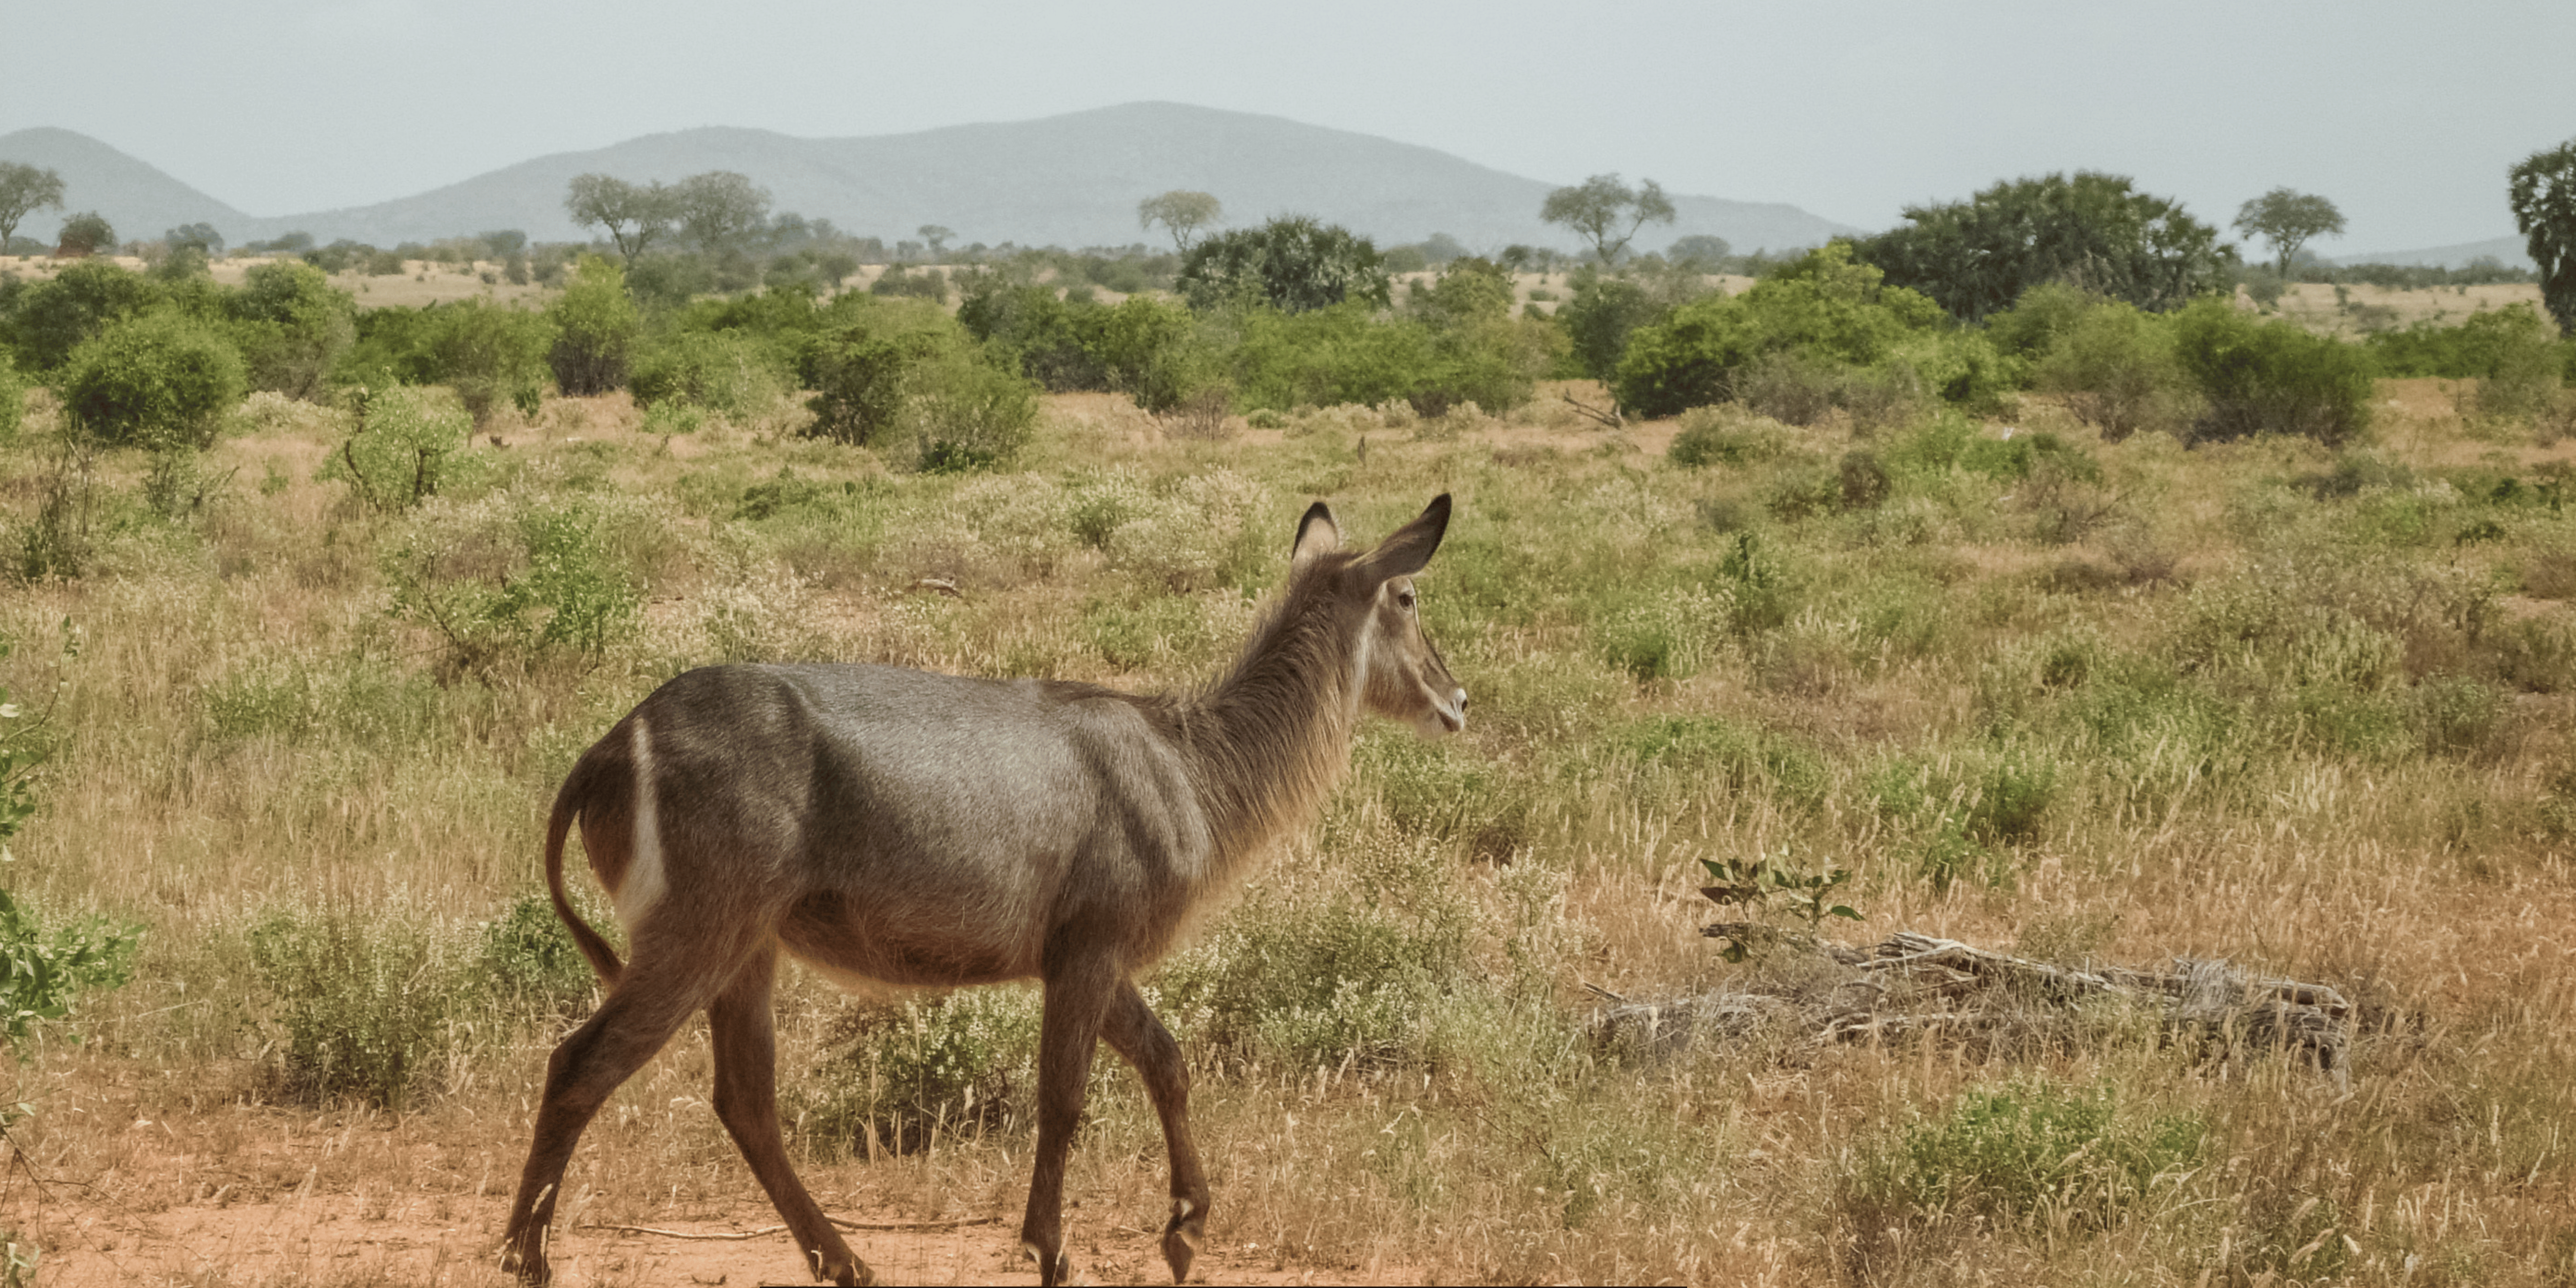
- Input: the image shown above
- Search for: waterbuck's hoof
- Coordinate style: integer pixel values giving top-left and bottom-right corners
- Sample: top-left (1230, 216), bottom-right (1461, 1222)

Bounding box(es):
top-left (815, 1254), bottom-right (870, 1285)
top-left (1162, 1197), bottom-right (1206, 1284)
top-left (498, 1247), bottom-right (550, 1287)
top-left (1026, 1242), bottom-right (1075, 1287)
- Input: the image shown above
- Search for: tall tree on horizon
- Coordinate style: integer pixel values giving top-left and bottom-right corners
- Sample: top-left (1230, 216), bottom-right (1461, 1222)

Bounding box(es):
top-left (2233, 188), bottom-right (2346, 277)
top-left (564, 174), bottom-right (677, 267)
top-left (0, 162), bottom-right (67, 253)
top-left (2510, 139), bottom-right (2576, 333)
top-left (1541, 174), bottom-right (1676, 266)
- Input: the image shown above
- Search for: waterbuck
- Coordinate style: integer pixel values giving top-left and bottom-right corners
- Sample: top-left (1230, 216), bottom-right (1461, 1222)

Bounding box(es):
top-left (500, 494), bottom-right (1465, 1286)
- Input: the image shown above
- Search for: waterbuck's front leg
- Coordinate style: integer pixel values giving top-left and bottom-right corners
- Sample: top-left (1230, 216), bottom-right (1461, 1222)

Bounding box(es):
top-left (1022, 951), bottom-right (1121, 1287)
top-left (708, 945), bottom-right (869, 1285)
top-left (1100, 981), bottom-right (1209, 1284)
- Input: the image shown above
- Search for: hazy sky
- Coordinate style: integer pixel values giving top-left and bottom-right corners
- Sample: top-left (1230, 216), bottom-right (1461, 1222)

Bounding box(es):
top-left (4, 0), bottom-right (2570, 253)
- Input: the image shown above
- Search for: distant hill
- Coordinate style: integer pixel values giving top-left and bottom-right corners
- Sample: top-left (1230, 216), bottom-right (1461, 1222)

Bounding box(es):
top-left (0, 127), bottom-right (253, 246)
top-left (4, 104), bottom-right (1858, 256)
top-left (2332, 234), bottom-right (2534, 270)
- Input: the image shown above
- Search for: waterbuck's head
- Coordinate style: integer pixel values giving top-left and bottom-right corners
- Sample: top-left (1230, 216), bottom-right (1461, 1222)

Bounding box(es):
top-left (1289, 494), bottom-right (1466, 737)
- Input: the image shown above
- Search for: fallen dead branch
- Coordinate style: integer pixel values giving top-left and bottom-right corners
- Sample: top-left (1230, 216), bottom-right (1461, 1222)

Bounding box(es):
top-left (1591, 927), bottom-right (2352, 1086)
top-left (578, 1215), bottom-right (1003, 1240)
top-left (1561, 394), bottom-right (1623, 429)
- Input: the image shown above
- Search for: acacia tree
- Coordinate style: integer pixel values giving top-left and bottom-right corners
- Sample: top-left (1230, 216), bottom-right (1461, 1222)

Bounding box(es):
top-left (918, 224), bottom-right (954, 259)
top-left (674, 172), bottom-right (771, 255)
top-left (0, 164), bottom-right (66, 253)
top-left (1541, 174), bottom-right (1677, 266)
top-left (1856, 171), bottom-right (2230, 322)
top-left (2234, 188), bottom-right (2345, 277)
top-left (1139, 190), bottom-right (1222, 252)
top-left (2510, 139), bottom-right (2576, 333)
top-left (564, 174), bottom-right (677, 266)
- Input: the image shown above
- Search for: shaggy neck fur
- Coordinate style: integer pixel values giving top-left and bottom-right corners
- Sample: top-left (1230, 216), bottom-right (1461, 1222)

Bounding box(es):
top-left (1160, 561), bottom-right (1363, 879)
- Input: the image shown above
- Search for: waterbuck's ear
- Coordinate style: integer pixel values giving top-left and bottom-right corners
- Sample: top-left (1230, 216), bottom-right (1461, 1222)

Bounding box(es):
top-left (1359, 494), bottom-right (1452, 582)
top-left (1290, 501), bottom-right (1341, 571)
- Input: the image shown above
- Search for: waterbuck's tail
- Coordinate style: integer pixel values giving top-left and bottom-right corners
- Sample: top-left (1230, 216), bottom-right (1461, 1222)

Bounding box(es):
top-left (546, 750), bottom-right (626, 987)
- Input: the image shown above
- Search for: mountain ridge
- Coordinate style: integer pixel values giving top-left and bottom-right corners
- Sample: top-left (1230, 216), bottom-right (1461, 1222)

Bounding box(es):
top-left (1, 103), bottom-right (1858, 255)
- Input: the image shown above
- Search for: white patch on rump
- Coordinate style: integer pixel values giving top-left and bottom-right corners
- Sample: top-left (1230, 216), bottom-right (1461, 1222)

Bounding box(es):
top-left (617, 717), bottom-right (667, 927)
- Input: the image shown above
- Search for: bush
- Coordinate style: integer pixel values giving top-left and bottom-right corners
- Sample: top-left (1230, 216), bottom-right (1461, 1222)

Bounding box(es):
top-left (629, 329), bottom-right (792, 418)
top-left (57, 310), bottom-right (247, 449)
top-left (225, 260), bottom-right (356, 401)
top-left (801, 300), bottom-right (966, 447)
top-left (476, 893), bottom-right (598, 1019)
top-left (419, 298), bottom-right (553, 425)
top-left (2021, 294), bottom-right (2197, 439)
top-left (0, 889), bottom-right (141, 1052)
top-left (1177, 215), bottom-right (1391, 314)
top-left (321, 385), bottom-right (472, 512)
top-left (247, 894), bottom-right (465, 1107)
top-left (1612, 244), bottom-right (1946, 419)
top-left (544, 256), bottom-right (639, 396)
top-left (0, 353), bottom-right (21, 445)
top-left (384, 489), bottom-right (656, 672)
top-left (1843, 1077), bottom-right (2204, 1239)
top-left (1667, 406), bottom-right (1788, 467)
top-left (793, 986), bottom-right (1044, 1154)
top-left (905, 346), bottom-right (1041, 472)
top-left (2169, 299), bottom-right (2375, 445)
top-left (3, 259), bottom-right (163, 372)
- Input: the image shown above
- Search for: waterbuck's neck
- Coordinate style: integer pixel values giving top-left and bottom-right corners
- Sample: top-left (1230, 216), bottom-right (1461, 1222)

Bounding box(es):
top-left (1165, 584), bottom-right (1361, 871)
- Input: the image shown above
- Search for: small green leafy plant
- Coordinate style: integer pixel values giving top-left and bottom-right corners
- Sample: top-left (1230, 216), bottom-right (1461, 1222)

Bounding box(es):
top-left (1699, 853), bottom-right (1861, 962)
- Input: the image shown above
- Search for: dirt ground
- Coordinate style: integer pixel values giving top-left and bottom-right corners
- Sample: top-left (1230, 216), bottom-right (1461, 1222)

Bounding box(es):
top-left (5, 1099), bottom-right (1386, 1287)
top-left (0, 1035), bottom-right (1410, 1288)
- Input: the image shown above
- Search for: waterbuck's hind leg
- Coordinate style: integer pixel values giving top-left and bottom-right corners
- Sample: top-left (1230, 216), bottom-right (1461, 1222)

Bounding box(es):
top-left (1021, 952), bottom-right (1123, 1288)
top-left (1099, 982), bottom-right (1208, 1284)
top-left (499, 935), bottom-right (752, 1284)
top-left (708, 945), bottom-right (869, 1286)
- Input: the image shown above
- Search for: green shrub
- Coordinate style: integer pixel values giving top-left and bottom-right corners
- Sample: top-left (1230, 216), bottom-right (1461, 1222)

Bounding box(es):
top-left (801, 299), bottom-right (960, 446)
top-left (544, 256), bottom-right (640, 396)
top-left (1612, 244), bottom-right (1946, 419)
top-left (905, 345), bottom-right (1041, 473)
top-left (2, 259), bottom-right (163, 372)
top-left (2027, 297), bottom-right (2197, 439)
top-left (383, 490), bottom-right (655, 672)
top-left (1156, 831), bottom-right (1471, 1070)
top-left (1594, 585), bottom-right (1733, 680)
top-left (869, 265), bottom-right (948, 302)
top-left (793, 985), bottom-right (1044, 1154)
top-left (2169, 299), bottom-right (2375, 446)
top-left (1844, 1077), bottom-right (2204, 1237)
top-left (1177, 215), bottom-right (1390, 314)
top-left (476, 893), bottom-right (599, 1019)
top-left (2364, 303), bottom-right (2571, 388)
top-left (319, 385), bottom-right (472, 512)
top-left (1079, 295), bottom-right (1206, 411)
top-left (246, 895), bottom-right (465, 1107)
top-left (419, 298), bottom-right (553, 425)
top-left (225, 260), bottom-right (356, 401)
top-left (57, 310), bottom-right (247, 449)
top-left (1667, 406), bottom-right (1787, 467)
top-left (0, 889), bottom-right (141, 1053)
top-left (629, 329), bottom-right (791, 418)
top-left (0, 353), bottom-right (22, 445)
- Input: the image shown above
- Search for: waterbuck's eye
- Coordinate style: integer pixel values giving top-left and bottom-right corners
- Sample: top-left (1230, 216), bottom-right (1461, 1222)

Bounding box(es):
top-left (1396, 588), bottom-right (1417, 612)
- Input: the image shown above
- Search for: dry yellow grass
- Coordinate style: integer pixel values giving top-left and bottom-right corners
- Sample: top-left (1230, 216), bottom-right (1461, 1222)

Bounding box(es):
top-left (0, 374), bottom-right (2572, 1285)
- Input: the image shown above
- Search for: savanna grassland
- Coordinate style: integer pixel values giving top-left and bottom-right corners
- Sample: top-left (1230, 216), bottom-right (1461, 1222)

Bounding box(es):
top-left (1, 354), bottom-right (2575, 1288)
